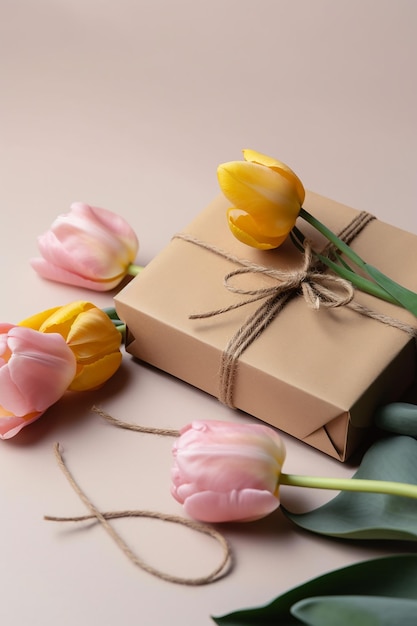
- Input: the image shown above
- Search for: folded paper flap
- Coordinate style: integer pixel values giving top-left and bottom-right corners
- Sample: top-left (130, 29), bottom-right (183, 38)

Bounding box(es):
top-left (115, 192), bottom-right (417, 460)
top-left (302, 414), bottom-right (350, 461)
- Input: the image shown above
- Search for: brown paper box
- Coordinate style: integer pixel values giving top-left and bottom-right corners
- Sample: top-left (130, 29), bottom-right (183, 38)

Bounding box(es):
top-left (115, 192), bottom-right (417, 461)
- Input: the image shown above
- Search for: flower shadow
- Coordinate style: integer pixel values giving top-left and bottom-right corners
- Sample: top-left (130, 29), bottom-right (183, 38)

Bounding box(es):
top-left (219, 506), bottom-right (295, 542)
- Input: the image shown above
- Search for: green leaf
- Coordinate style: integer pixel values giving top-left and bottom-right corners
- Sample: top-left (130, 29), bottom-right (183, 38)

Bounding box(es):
top-left (315, 253), bottom-right (399, 304)
top-left (364, 264), bottom-right (417, 317)
top-left (281, 436), bottom-right (417, 540)
top-left (211, 555), bottom-right (417, 625)
top-left (102, 306), bottom-right (120, 320)
top-left (292, 595), bottom-right (417, 626)
top-left (299, 208), bottom-right (417, 315)
top-left (374, 403), bottom-right (417, 438)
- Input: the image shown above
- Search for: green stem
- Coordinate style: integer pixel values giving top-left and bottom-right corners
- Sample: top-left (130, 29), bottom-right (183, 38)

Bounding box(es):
top-left (102, 307), bottom-right (126, 343)
top-left (292, 224), bottom-right (398, 304)
top-left (300, 208), bottom-right (417, 316)
top-left (280, 473), bottom-right (417, 499)
top-left (299, 208), bottom-right (367, 269)
top-left (116, 324), bottom-right (126, 343)
top-left (315, 253), bottom-right (399, 304)
top-left (127, 263), bottom-right (144, 277)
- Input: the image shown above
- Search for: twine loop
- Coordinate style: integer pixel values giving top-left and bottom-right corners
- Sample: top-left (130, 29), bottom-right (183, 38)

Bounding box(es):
top-left (215, 240), bottom-right (355, 314)
top-left (45, 439), bottom-right (232, 586)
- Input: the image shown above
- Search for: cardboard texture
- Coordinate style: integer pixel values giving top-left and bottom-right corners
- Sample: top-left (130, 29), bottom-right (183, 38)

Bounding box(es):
top-left (115, 192), bottom-right (417, 461)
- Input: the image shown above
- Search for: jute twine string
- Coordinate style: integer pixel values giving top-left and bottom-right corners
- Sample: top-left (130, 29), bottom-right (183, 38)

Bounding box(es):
top-left (90, 405), bottom-right (181, 437)
top-left (45, 425), bottom-right (233, 586)
top-left (174, 211), bottom-right (417, 408)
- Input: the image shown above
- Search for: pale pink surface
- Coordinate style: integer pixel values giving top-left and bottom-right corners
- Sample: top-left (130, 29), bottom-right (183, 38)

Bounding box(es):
top-left (0, 325), bottom-right (77, 439)
top-left (31, 202), bottom-right (139, 291)
top-left (171, 420), bottom-right (286, 522)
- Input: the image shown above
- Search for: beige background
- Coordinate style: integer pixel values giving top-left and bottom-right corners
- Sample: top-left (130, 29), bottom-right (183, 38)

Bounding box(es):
top-left (1, 1), bottom-right (416, 625)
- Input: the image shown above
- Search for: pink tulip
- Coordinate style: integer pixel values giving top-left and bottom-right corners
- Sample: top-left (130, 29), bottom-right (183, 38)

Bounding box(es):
top-left (31, 202), bottom-right (139, 291)
top-left (171, 420), bottom-right (286, 522)
top-left (0, 324), bottom-right (77, 439)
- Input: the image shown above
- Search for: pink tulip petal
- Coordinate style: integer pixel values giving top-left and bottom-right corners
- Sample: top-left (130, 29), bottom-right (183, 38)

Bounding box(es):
top-left (0, 323), bottom-right (15, 334)
top-left (0, 327), bottom-right (76, 416)
top-left (30, 258), bottom-right (123, 291)
top-left (70, 202), bottom-right (139, 254)
top-left (174, 448), bottom-right (280, 494)
top-left (182, 488), bottom-right (280, 523)
top-left (36, 227), bottom-right (125, 280)
top-left (0, 412), bottom-right (43, 440)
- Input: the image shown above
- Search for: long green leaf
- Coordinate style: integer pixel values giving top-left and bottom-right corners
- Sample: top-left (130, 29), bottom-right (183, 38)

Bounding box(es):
top-left (281, 436), bottom-right (417, 540)
top-left (315, 253), bottom-right (399, 304)
top-left (374, 402), bottom-right (417, 438)
top-left (292, 595), bottom-right (417, 626)
top-left (365, 264), bottom-right (417, 316)
top-left (212, 555), bottom-right (417, 625)
top-left (299, 208), bottom-right (417, 316)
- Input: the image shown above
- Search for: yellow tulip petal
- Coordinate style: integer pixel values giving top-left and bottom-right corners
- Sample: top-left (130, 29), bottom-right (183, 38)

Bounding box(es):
top-left (66, 308), bottom-right (121, 361)
top-left (243, 149), bottom-right (305, 205)
top-left (36, 301), bottom-right (94, 336)
top-left (68, 351), bottom-right (122, 391)
top-left (227, 209), bottom-right (288, 250)
top-left (19, 306), bottom-right (62, 330)
top-left (218, 161), bottom-right (301, 236)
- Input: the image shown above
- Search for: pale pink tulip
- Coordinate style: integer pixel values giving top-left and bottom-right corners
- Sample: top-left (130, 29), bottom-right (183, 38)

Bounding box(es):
top-left (31, 202), bottom-right (139, 291)
top-left (0, 324), bottom-right (77, 439)
top-left (171, 420), bottom-right (286, 522)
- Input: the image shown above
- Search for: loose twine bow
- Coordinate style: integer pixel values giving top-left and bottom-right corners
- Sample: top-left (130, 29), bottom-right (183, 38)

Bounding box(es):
top-left (45, 410), bottom-right (233, 586)
top-left (174, 211), bottom-right (417, 408)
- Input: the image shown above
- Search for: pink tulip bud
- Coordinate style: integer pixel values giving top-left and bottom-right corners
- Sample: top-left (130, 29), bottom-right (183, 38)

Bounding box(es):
top-left (171, 420), bottom-right (286, 522)
top-left (0, 324), bottom-right (77, 439)
top-left (31, 202), bottom-right (139, 291)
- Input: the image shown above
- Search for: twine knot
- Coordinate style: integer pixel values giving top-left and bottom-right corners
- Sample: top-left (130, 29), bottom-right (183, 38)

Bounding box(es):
top-left (214, 240), bottom-right (354, 315)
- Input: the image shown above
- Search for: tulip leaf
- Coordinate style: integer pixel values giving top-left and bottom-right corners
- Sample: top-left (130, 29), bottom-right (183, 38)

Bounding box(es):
top-left (291, 595), bottom-right (417, 626)
top-left (102, 306), bottom-right (121, 321)
top-left (211, 554), bottom-right (417, 625)
top-left (281, 436), bottom-right (417, 540)
top-left (374, 402), bottom-right (417, 438)
top-left (364, 263), bottom-right (417, 317)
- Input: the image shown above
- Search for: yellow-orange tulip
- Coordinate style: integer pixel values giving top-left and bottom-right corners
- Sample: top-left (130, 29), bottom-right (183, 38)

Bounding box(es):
top-left (19, 301), bottom-right (122, 391)
top-left (217, 149), bottom-right (305, 250)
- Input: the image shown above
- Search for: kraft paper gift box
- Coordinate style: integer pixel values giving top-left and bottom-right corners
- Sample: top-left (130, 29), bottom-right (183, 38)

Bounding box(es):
top-left (115, 192), bottom-right (417, 461)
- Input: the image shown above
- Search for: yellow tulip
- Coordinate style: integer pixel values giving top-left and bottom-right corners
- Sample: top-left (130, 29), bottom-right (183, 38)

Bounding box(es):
top-left (217, 149), bottom-right (305, 250)
top-left (19, 301), bottom-right (122, 391)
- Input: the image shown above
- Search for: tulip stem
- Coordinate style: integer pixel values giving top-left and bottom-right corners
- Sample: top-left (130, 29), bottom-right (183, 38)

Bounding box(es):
top-left (292, 223), bottom-right (398, 305)
top-left (299, 208), bottom-right (366, 269)
top-left (116, 324), bottom-right (126, 342)
top-left (102, 307), bottom-right (126, 343)
top-left (127, 264), bottom-right (144, 277)
top-left (298, 207), bottom-right (417, 316)
top-left (279, 473), bottom-right (417, 499)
